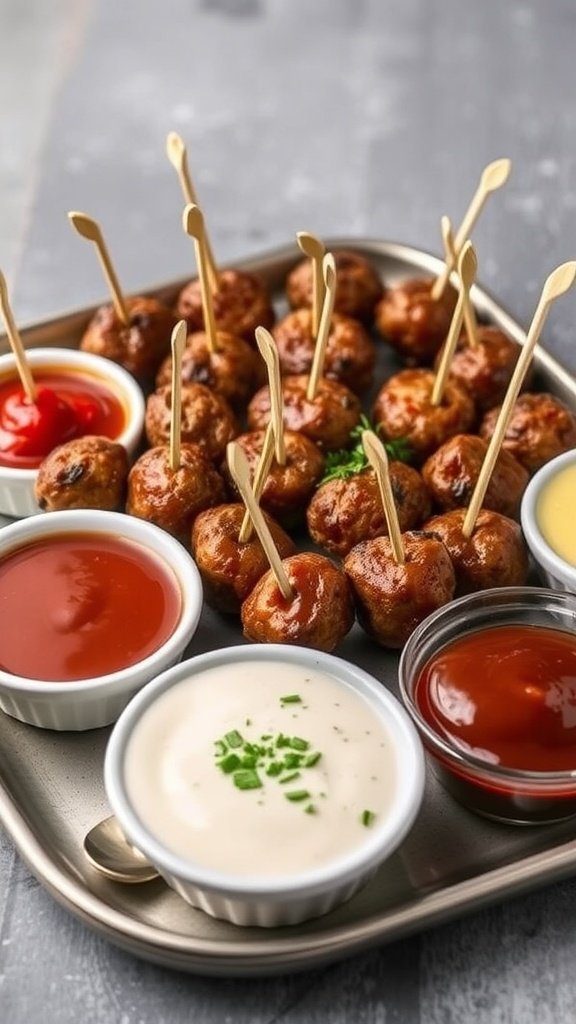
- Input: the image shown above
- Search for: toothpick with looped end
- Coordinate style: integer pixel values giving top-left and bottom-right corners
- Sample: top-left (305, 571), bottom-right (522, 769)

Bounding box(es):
top-left (237, 422), bottom-right (275, 544)
top-left (169, 320), bottom-right (187, 472)
top-left (432, 158), bottom-right (511, 300)
top-left (255, 326), bottom-right (285, 466)
top-left (307, 253), bottom-right (337, 401)
top-left (227, 441), bottom-right (294, 601)
top-left (166, 131), bottom-right (218, 291)
top-left (462, 260), bottom-right (576, 538)
top-left (362, 430), bottom-right (405, 565)
top-left (182, 203), bottom-right (219, 355)
top-left (68, 212), bottom-right (130, 326)
top-left (431, 242), bottom-right (477, 407)
top-left (441, 215), bottom-right (478, 348)
top-left (0, 271), bottom-right (36, 402)
top-left (297, 231), bottom-right (326, 337)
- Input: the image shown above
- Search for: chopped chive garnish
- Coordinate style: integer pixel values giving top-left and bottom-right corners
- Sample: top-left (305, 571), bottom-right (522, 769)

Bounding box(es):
top-left (214, 740), bottom-right (227, 757)
top-left (266, 762), bottom-right (283, 777)
top-left (218, 753), bottom-right (242, 774)
top-left (289, 737), bottom-right (309, 752)
top-left (233, 770), bottom-right (262, 790)
top-left (261, 734), bottom-right (272, 741)
top-left (305, 804), bottom-right (318, 815)
top-left (225, 730), bottom-right (243, 748)
top-left (361, 809), bottom-right (376, 827)
top-left (305, 752), bottom-right (322, 767)
top-left (280, 694), bottom-right (302, 704)
top-left (280, 771), bottom-right (301, 785)
top-left (241, 754), bottom-right (258, 769)
top-left (283, 752), bottom-right (302, 769)
top-left (285, 790), bottom-right (310, 802)
top-left (275, 733), bottom-right (289, 748)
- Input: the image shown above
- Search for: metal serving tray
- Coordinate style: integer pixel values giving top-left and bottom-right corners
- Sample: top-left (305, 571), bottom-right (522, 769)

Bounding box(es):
top-left (1, 239), bottom-right (576, 978)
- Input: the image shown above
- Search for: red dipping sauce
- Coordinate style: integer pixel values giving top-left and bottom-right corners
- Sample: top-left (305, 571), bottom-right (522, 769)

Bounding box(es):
top-left (0, 532), bottom-right (181, 681)
top-left (415, 624), bottom-right (576, 773)
top-left (0, 370), bottom-right (126, 469)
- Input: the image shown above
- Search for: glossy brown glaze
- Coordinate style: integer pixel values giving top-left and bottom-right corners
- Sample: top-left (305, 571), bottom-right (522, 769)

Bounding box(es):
top-left (286, 249), bottom-right (383, 322)
top-left (191, 503), bottom-right (296, 614)
top-left (126, 443), bottom-right (226, 546)
top-left (155, 330), bottom-right (262, 410)
top-left (422, 434), bottom-right (529, 518)
top-left (35, 435), bottom-right (129, 512)
top-left (307, 464), bottom-right (431, 557)
top-left (375, 276), bottom-right (457, 365)
top-left (272, 307), bottom-right (376, 394)
top-left (145, 382), bottom-right (239, 462)
top-left (248, 375), bottom-right (362, 451)
top-left (344, 531), bottom-right (455, 648)
top-left (241, 551), bottom-right (354, 651)
top-left (79, 296), bottom-right (177, 382)
top-left (175, 268), bottom-right (275, 342)
top-left (373, 368), bottom-right (475, 462)
top-left (423, 507), bottom-right (529, 596)
top-left (480, 392), bottom-right (576, 475)
top-left (441, 326), bottom-right (521, 413)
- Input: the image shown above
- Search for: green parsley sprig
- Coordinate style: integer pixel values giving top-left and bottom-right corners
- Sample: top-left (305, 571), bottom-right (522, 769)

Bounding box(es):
top-left (320, 415), bottom-right (413, 485)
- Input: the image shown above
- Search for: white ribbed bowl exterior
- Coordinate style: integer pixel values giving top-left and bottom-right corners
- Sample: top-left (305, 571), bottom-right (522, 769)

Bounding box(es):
top-left (521, 449), bottom-right (576, 594)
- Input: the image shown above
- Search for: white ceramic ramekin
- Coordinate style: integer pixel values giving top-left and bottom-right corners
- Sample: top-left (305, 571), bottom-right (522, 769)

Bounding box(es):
top-left (0, 348), bottom-right (145, 518)
top-left (521, 448), bottom-right (576, 592)
top-left (0, 509), bottom-right (203, 730)
top-left (105, 645), bottom-right (425, 928)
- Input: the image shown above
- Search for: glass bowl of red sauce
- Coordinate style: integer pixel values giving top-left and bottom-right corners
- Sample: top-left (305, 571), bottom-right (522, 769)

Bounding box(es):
top-left (0, 348), bottom-right (145, 517)
top-left (0, 509), bottom-right (202, 730)
top-left (398, 587), bottom-right (576, 825)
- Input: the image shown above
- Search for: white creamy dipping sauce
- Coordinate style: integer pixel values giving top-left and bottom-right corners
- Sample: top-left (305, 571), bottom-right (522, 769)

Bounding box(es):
top-left (124, 660), bottom-right (397, 877)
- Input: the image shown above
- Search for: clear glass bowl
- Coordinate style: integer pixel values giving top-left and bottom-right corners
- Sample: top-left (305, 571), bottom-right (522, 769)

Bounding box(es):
top-left (398, 587), bottom-right (576, 825)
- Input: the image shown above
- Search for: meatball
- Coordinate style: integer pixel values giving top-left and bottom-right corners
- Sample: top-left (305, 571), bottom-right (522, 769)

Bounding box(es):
top-left (80, 295), bottom-right (177, 382)
top-left (272, 307), bottom-right (376, 394)
top-left (440, 326), bottom-right (521, 413)
top-left (221, 428), bottom-right (324, 527)
top-left (155, 330), bottom-right (262, 410)
top-left (286, 249), bottom-right (383, 323)
top-left (307, 464), bottom-right (431, 557)
top-left (344, 531), bottom-right (456, 648)
top-left (145, 382), bottom-right (239, 463)
top-left (423, 507), bottom-right (529, 595)
top-left (248, 375), bottom-right (362, 452)
top-left (422, 434), bottom-right (528, 518)
top-left (241, 552), bottom-right (354, 652)
top-left (479, 392), bottom-right (576, 475)
top-left (126, 443), bottom-right (226, 545)
top-left (375, 276), bottom-right (457, 365)
top-left (191, 503), bottom-right (296, 614)
top-left (35, 436), bottom-right (129, 512)
top-left (373, 369), bottom-right (475, 463)
top-left (175, 268), bottom-right (275, 342)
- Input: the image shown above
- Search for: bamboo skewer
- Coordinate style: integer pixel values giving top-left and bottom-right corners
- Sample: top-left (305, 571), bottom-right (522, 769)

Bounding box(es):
top-left (0, 271), bottom-right (37, 402)
top-left (307, 253), bottom-right (337, 401)
top-left (255, 326), bottom-right (286, 466)
top-left (238, 422), bottom-right (275, 544)
top-left (297, 231), bottom-right (326, 336)
top-left (169, 320), bottom-right (187, 472)
top-left (166, 131), bottom-right (218, 290)
top-left (362, 430), bottom-right (405, 564)
top-left (462, 260), bottom-right (576, 537)
top-left (68, 212), bottom-right (130, 325)
top-left (441, 215), bottom-right (479, 348)
top-left (182, 204), bottom-right (219, 354)
top-left (431, 242), bottom-right (477, 407)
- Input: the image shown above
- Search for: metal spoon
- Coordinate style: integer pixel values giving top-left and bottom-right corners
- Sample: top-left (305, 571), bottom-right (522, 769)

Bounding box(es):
top-left (84, 815), bottom-right (159, 884)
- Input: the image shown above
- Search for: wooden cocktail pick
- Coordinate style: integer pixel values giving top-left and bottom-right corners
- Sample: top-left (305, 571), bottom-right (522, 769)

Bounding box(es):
top-left (462, 260), bottom-right (576, 537)
top-left (441, 215), bottom-right (478, 348)
top-left (255, 326), bottom-right (286, 466)
top-left (169, 320), bottom-right (187, 472)
top-left (227, 441), bottom-right (294, 600)
top-left (68, 212), bottom-right (130, 326)
top-left (166, 131), bottom-right (218, 290)
top-left (297, 231), bottom-right (326, 336)
top-left (237, 422), bottom-right (275, 544)
top-left (0, 271), bottom-right (36, 402)
top-left (431, 242), bottom-right (477, 406)
top-left (307, 253), bottom-right (337, 401)
top-left (432, 158), bottom-right (511, 300)
top-left (182, 203), bottom-right (219, 354)
top-left (362, 430), bottom-right (405, 564)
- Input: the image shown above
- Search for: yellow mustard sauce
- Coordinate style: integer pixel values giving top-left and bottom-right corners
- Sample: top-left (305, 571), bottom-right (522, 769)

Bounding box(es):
top-left (536, 462), bottom-right (576, 565)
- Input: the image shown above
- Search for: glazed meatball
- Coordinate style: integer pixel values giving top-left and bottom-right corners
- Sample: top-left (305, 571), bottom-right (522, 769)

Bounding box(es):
top-left (423, 508), bottom-right (529, 595)
top-left (272, 308), bottom-right (376, 394)
top-left (35, 436), bottom-right (129, 512)
top-left (126, 444), bottom-right (226, 545)
top-left (375, 276), bottom-right (457, 365)
top-left (373, 369), bottom-right (475, 463)
top-left (307, 464), bottom-right (431, 557)
top-left (286, 249), bottom-right (383, 323)
top-left (191, 503), bottom-right (296, 614)
top-left (241, 552), bottom-right (354, 652)
top-left (344, 531), bottom-right (456, 648)
top-left (221, 429), bottom-right (324, 527)
top-left (145, 382), bottom-right (239, 463)
top-left (248, 375), bottom-right (362, 452)
top-left (155, 330), bottom-right (262, 410)
top-left (441, 326), bottom-right (521, 413)
top-left (480, 392), bottom-right (576, 475)
top-left (175, 268), bottom-right (275, 342)
top-left (422, 434), bottom-right (529, 519)
top-left (80, 296), bottom-right (177, 382)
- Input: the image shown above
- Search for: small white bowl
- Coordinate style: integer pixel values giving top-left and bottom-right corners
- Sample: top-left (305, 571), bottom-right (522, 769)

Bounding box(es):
top-left (521, 448), bottom-right (576, 592)
top-left (0, 348), bottom-right (145, 518)
top-left (105, 646), bottom-right (425, 928)
top-left (0, 509), bottom-right (203, 730)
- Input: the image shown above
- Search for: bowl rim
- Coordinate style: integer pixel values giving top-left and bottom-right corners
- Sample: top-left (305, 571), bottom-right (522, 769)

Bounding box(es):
top-left (0, 509), bottom-right (203, 694)
top-left (521, 448), bottom-right (576, 586)
top-left (398, 585), bottom-right (576, 785)
top-left (104, 644), bottom-right (426, 899)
